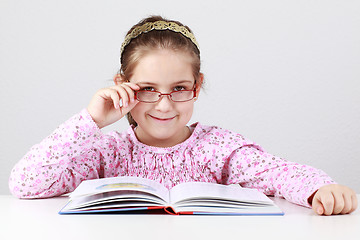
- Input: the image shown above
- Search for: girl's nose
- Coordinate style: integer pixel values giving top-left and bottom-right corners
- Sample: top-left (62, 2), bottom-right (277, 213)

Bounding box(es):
top-left (154, 95), bottom-right (173, 112)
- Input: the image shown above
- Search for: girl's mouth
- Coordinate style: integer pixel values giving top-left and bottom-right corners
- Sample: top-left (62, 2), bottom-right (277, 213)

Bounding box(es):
top-left (149, 115), bottom-right (176, 122)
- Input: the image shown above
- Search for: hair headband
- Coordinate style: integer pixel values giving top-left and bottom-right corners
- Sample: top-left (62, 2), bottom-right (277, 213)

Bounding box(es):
top-left (120, 20), bottom-right (200, 58)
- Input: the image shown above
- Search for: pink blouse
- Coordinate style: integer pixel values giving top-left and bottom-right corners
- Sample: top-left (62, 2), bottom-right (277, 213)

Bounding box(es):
top-left (9, 109), bottom-right (335, 207)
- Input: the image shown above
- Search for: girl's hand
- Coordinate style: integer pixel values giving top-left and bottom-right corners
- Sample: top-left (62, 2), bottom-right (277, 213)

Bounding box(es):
top-left (309, 184), bottom-right (358, 215)
top-left (87, 82), bottom-right (140, 128)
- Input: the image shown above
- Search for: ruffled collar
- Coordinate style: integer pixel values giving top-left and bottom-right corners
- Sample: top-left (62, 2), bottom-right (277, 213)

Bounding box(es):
top-left (127, 122), bottom-right (201, 154)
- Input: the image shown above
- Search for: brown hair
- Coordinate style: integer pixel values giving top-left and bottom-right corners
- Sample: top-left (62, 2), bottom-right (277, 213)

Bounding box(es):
top-left (118, 16), bottom-right (202, 127)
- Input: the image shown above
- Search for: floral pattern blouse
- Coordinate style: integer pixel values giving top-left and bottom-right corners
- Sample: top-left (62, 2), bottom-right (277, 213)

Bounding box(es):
top-left (9, 109), bottom-right (335, 207)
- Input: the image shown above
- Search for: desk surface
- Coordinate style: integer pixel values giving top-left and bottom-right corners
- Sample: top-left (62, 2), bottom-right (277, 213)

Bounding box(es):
top-left (1, 195), bottom-right (359, 240)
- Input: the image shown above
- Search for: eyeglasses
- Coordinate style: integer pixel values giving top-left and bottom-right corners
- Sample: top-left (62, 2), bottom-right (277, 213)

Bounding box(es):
top-left (135, 89), bottom-right (196, 103)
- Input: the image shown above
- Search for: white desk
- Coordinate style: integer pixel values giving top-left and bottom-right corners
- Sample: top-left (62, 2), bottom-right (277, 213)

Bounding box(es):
top-left (1, 195), bottom-right (359, 240)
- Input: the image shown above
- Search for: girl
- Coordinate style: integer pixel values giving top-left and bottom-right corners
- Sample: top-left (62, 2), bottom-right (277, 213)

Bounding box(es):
top-left (9, 16), bottom-right (357, 216)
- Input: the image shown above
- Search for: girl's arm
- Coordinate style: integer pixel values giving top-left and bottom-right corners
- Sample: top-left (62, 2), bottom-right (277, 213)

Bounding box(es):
top-left (223, 145), bottom-right (357, 214)
top-left (222, 145), bottom-right (334, 207)
top-left (9, 109), bottom-right (105, 198)
top-left (9, 81), bottom-right (139, 199)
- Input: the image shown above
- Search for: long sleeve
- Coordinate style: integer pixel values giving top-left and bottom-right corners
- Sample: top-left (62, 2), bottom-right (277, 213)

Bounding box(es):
top-left (9, 109), bottom-right (105, 198)
top-left (192, 124), bottom-right (337, 208)
top-left (222, 145), bottom-right (336, 207)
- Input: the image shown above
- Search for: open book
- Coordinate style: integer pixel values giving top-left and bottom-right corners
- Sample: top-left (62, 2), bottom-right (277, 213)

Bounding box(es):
top-left (59, 176), bottom-right (284, 215)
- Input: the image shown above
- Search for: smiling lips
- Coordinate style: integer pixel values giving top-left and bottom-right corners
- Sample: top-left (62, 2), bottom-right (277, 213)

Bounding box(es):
top-left (149, 115), bottom-right (176, 122)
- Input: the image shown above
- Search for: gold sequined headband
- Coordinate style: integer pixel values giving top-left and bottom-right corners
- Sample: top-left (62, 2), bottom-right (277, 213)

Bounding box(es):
top-left (120, 20), bottom-right (199, 58)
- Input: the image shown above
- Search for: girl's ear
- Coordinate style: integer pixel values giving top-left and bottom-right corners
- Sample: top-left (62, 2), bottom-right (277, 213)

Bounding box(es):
top-left (113, 73), bottom-right (126, 85)
top-left (195, 73), bottom-right (204, 96)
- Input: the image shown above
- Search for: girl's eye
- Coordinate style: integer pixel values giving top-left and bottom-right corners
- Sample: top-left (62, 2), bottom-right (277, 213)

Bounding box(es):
top-left (174, 86), bottom-right (186, 91)
top-left (142, 87), bottom-right (155, 91)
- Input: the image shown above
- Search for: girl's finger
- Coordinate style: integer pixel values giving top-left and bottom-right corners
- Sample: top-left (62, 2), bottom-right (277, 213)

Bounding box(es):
top-left (321, 192), bottom-right (335, 215)
top-left (350, 194), bottom-right (358, 214)
top-left (113, 83), bottom-right (139, 105)
top-left (341, 192), bottom-right (353, 214)
top-left (119, 98), bottom-right (139, 117)
top-left (105, 88), bottom-right (121, 109)
top-left (313, 190), bottom-right (334, 215)
top-left (121, 84), bottom-right (137, 103)
top-left (121, 82), bottom-right (141, 102)
top-left (332, 191), bottom-right (345, 215)
top-left (312, 197), bottom-right (324, 215)
top-left (111, 85), bottom-right (130, 108)
top-left (122, 82), bottom-right (141, 90)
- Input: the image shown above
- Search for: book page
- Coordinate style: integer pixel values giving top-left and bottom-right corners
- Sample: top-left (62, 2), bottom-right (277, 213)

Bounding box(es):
top-left (169, 182), bottom-right (273, 205)
top-left (62, 190), bottom-right (166, 212)
top-left (67, 190), bottom-right (166, 210)
top-left (70, 176), bottom-right (170, 203)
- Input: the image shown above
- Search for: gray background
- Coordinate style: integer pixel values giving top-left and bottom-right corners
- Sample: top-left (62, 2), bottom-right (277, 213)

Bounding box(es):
top-left (1, 0), bottom-right (359, 195)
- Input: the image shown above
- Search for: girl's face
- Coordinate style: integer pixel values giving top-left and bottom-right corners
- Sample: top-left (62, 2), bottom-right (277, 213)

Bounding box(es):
top-left (129, 49), bottom-right (201, 147)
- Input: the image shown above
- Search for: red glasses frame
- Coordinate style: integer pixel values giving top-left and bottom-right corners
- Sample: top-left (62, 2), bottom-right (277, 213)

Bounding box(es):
top-left (135, 89), bottom-right (197, 103)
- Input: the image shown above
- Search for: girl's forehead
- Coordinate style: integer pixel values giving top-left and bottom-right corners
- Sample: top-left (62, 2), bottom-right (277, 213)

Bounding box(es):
top-left (129, 50), bottom-right (195, 84)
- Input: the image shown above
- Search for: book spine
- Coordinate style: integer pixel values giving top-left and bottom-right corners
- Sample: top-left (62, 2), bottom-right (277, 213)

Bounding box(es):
top-left (163, 206), bottom-right (179, 215)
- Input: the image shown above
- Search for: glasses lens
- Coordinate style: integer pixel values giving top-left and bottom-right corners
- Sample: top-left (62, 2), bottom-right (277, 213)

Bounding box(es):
top-left (136, 91), bottom-right (159, 102)
top-left (171, 90), bottom-right (194, 102)
top-left (136, 90), bottom-right (195, 102)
